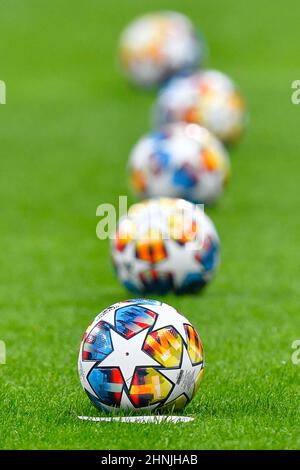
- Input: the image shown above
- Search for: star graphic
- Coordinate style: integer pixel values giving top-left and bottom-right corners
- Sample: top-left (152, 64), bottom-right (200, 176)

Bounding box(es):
top-left (113, 242), bottom-right (146, 291)
top-left (159, 346), bottom-right (204, 405)
top-left (114, 235), bottom-right (203, 293)
top-left (97, 328), bottom-right (160, 388)
top-left (158, 240), bottom-right (202, 287)
top-left (140, 301), bottom-right (191, 340)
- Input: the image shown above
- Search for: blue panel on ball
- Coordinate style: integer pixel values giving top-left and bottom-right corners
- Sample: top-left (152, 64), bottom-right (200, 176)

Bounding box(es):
top-left (115, 305), bottom-right (157, 338)
top-left (152, 148), bottom-right (171, 170)
top-left (173, 166), bottom-right (197, 189)
top-left (82, 322), bottom-right (113, 362)
top-left (177, 272), bottom-right (206, 294)
top-left (201, 240), bottom-right (219, 272)
top-left (88, 367), bottom-right (123, 407)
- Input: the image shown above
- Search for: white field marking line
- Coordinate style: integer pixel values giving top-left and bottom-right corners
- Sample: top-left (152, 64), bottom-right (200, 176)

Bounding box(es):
top-left (78, 415), bottom-right (194, 424)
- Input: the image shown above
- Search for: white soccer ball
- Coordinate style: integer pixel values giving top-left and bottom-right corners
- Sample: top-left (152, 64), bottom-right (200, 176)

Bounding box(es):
top-left (119, 11), bottom-right (206, 87)
top-left (154, 69), bottom-right (246, 144)
top-left (111, 198), bottom-right (220, 295)
top-left (129, 123), bottom-right (230, 205)
top-left (78, 299), bottom-right (205, 412)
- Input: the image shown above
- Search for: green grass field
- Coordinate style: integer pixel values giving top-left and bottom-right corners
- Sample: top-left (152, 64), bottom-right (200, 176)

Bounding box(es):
top-left (0, 0), bottom-right (300, 450)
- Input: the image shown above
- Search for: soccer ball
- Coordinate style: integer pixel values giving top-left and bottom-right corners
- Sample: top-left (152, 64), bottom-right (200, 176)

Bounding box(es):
top-left (154, 69), bottom-right (246, 145)
top-left (129, 123), bottom-right (230, 205)
top-left (119, 11), bottom-right (206, 88)
top-left (111, 198), bottom-right (220, 295)
top-left (78, 299), bottom-right (205, 412)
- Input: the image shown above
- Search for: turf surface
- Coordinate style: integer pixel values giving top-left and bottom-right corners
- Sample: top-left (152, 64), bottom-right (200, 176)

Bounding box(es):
top-left (0, 0), bottom-right (300, 450)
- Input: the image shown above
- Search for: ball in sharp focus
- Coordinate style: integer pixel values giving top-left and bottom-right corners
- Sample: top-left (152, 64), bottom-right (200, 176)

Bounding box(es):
top-left (154, 69), bottom-right (246, 145)
top-left (129, 123), bottom-right (230, 205)
top-left (78, 299), bottom-right (205, 412)
top-left (111, 198), bottom-right (220, 295)
top-left (119, 11), bottom-right (207, 88)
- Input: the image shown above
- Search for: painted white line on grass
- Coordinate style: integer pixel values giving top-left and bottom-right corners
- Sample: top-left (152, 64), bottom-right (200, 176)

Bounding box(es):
top-left (78, 415), bottom-right (194, 424)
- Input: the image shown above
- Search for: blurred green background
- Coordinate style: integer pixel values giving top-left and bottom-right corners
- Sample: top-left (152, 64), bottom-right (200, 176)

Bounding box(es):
top-left (0, 0), bottom-right (300, 449)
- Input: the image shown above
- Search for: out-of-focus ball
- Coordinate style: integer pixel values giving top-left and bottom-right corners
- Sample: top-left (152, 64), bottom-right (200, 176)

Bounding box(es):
top-left (154, 70), bottom-right (246, 144)
top-left (78, 299), bottom-right (205, 412)
top-left (111, 198), bottom-right (220, 295)
top-left (119, 12), bottom-right (206, 88)
top-left (129, 123), bottom-right (230, 205)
